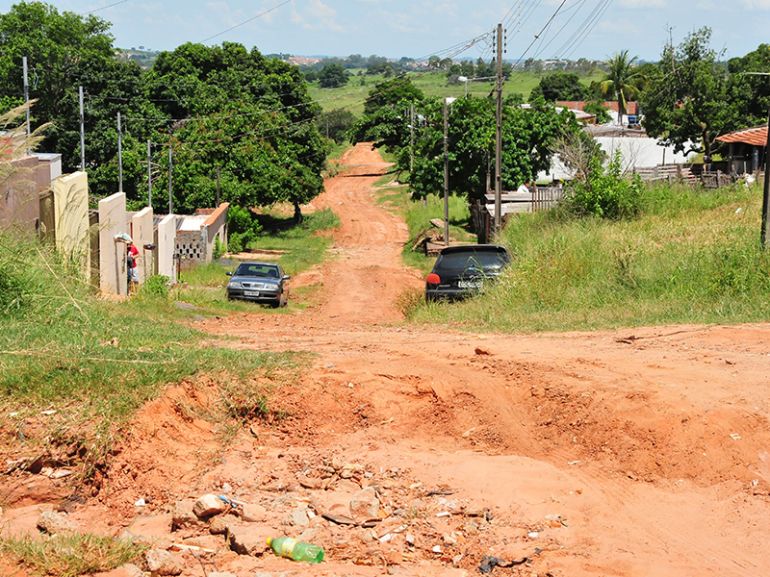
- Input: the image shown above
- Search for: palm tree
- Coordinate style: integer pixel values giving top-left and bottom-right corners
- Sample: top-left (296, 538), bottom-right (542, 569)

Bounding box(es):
top-left (600, 51), bottom-right (639, 125)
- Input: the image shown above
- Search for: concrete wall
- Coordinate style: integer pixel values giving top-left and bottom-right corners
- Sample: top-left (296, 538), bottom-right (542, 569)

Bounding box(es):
top-left (157, 214), bottom-right (178, 281)
top-left (0, 157), bottom-right (47, 233)
top-left (203, 203), bottom-right (229, 261)
top-left (130, 207), bottom-right (153, 284)
top-left (53, 172), bottom-right (90, 276)
top-left (98, 192), bottom-right (128, 296)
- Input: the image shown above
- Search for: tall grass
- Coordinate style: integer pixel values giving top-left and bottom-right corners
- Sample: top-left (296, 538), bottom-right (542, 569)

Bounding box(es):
top-left (0, 235), bottom-right (297, 471)
top-left (409, 183), bottom-right (770, 331)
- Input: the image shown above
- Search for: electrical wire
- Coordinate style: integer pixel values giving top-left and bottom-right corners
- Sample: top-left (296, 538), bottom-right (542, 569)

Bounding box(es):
top-left (200, 0), bottom-right (292, 44)
top-left (85, 0), bottom-right (129, 14)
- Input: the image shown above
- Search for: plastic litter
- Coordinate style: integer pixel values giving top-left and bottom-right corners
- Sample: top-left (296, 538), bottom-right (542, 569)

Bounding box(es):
top-left (267, 536), bottom-right (324, 564)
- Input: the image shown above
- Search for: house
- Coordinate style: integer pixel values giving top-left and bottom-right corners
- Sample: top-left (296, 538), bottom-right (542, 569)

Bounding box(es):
top-left (556, 101), bottom-right (641, 126)
top-left (175, 203), bottom-right (230, 270)
top-left (716, 125), bottom-right (767, 175)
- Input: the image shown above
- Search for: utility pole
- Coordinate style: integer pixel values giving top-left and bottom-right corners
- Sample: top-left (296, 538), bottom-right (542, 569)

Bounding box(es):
top-left (79, 86), bottom-right (86, 171)
top-left (443, 98), bottom-right (451, 245)
top-left (168, 143), bottom-right (174, 214)
top-left (22, 56), bottom-right (30, 153)
top-left (147, 140), bottom-right (153, 207)
top-left (494, 23), bottom-right (504, 234)
top-left (761, 106), bottom-right (770, 249)
top-left (409, 103), bottom-right (415, 174)
top-left (215, 166), bottom-right (221, 206)
top-left (117, 112), bottom-right (123, 193)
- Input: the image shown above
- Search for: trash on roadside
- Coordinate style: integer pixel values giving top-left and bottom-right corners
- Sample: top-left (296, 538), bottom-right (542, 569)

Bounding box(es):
top-left (267, 536), bottom-right (324, 564)
top-left (730, 433), bottom-right (742, 441)
top-left (478, 554), bottom-right (531, 574)
top-left (134, 498), bottom-right (147, 507)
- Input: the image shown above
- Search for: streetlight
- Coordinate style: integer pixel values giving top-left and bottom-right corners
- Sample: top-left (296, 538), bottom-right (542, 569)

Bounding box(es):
top-left (457, 75), bottom-right (469, 97)
top-left (443, 97), bottom-right (457, 245)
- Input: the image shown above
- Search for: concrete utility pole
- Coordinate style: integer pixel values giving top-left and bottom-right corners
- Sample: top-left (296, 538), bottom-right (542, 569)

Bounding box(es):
top-left (494, 23), bottom-right (504, 234)
top-left (168, 144), bottom-right (174, 214)
top-left (215, 166), bottom-right (221, 206)
top-left (117, 112), bottom-right (123, 193)
top-left (22, 56), bottom-right (30, 152)
top-left (443, 99), bottom-right (450, 245)
top-left (147, 140), bottom-right (153, 207)
top-left (79, 86), bottom-right (85, 171)
top-left (761, 107), bottom-right (770, 249)
top-left (410, 103), bottom-right (415, 174)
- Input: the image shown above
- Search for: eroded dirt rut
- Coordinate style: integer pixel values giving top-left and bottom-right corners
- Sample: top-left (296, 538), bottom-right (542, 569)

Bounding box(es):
top-left (3, 144), bottom-right (770, 577)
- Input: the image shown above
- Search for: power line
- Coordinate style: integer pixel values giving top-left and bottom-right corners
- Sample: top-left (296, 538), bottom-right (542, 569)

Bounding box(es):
top-left (85, 0), bottom-right (130, 14)
top-left (200, 0), bottom-right (292, 43)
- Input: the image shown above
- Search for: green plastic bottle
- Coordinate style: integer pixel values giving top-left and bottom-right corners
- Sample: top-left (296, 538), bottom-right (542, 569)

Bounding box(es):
top-left (267, 536), bottom-right (325, 564)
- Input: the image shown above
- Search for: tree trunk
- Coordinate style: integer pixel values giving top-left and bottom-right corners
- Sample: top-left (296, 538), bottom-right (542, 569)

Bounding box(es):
top-left (293, 201), bottom-right (303, 224)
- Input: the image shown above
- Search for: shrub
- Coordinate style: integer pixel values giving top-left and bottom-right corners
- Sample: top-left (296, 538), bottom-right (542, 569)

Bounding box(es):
top-left (138, 275), bottom-right (170, 300)
top-left (564, 152), bottom-right (643, 219)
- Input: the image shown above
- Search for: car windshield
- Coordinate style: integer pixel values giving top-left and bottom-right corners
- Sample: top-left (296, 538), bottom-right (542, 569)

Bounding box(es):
top-left (234, 263), bottom-right (280, 278)
top-left (436, 250), bottom-right (508, 272)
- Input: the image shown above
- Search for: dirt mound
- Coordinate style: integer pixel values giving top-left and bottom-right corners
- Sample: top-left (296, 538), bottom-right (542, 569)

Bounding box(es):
top-left (96, 378), bottom-right (221, 519)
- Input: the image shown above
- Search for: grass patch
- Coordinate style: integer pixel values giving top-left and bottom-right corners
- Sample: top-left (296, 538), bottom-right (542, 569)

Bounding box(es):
top-left (0, 236), bottom-right (299, 474)
top-left (407, 183), bottom-right (770, 332)
top-left (250, 208), bottom-right (340, 275)
top-left (0, 533), bottom-right (144, 577)
top-left (307, 70), bottom-right (605, 115)
top-left (374, 173), bottom-right (475, 273)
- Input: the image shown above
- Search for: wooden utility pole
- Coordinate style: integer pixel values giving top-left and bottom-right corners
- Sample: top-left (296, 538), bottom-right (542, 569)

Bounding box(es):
top-left (761, 107), bottom-right (770, 249)
top-left (494, 23), bottom-right (504, 234)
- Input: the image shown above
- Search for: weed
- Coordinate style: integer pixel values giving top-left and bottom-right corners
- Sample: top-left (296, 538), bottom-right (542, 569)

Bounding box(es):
top-left (0, 533), bottom-right (144, 577)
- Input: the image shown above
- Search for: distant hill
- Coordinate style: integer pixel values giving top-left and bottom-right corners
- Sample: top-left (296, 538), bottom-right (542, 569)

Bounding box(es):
top-left (116, 48), bottom-right (160, 70)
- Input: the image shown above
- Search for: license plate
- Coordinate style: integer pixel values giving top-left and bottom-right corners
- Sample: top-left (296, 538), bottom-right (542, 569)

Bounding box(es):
top-left (458, 280), bottom-right (481, 289)
top-left (244, 290), bottom-right (260, 297)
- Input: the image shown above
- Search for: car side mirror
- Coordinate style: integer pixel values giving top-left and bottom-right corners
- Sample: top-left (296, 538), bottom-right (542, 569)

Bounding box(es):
top-left (226, 271), bottom-right (233, 276)
top-left (282, 275), bottom-right (291, 281)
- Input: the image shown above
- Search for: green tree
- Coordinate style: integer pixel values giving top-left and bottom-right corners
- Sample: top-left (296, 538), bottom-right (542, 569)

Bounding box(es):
top-left (362, 76), bottom-right (424, 115)
top-left (600, 51), bottom-right (639, 122)
top-left (318, 108), bottom-right (356, 144)
top-left (530, 72), bottom-right (587, 102)
top-left (0, 2), bottom-right (160, 198)
top-left (641, 28), bottom-right (739, 161)
top-left (583, 100), bottom-right (611, 124)
top-left (727, 44), bottom-right (770, 126)
top-left (318, 63), bottom-right (348, 88)
top-left (145, 42), bottom-right (325, 218)
top-left (401, 96), bottom-right (579, 202)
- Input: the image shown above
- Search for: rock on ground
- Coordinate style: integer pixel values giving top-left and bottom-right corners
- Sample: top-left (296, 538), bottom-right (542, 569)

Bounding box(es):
top-left (144, 549), bottom-right (183, 576)
top-left (36, 510), bottom-right (77, 535)
top-left (227, 523), bottom-right (272, 556)
top-left (171, 499), bottom-right (199, 530)
top-left (193, 494), bottom-right (227, 519)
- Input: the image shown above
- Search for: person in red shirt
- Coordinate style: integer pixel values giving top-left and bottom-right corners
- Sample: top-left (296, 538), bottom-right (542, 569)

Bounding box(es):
top-left (127, 241), bottom-right (140, 291)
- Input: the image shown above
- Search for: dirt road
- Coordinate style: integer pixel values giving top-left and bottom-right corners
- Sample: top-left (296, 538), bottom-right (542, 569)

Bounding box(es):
top-left (4, 144), bottom-right (770, 577)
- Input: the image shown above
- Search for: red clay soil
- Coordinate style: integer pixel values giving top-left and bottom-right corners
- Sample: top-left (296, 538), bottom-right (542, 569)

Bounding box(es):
top-left (2, 143), bottom-right (770, 577)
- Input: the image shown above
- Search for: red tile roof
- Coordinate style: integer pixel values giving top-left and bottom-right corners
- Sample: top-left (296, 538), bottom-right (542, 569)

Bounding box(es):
top-left (716, 126), bottom-right (768, 147)
top-left (556, 101), bottom-right (639, 115)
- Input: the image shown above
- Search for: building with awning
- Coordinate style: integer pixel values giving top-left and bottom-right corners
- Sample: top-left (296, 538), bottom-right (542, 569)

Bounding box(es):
top-left (716, 125), bottom-right (767, 175)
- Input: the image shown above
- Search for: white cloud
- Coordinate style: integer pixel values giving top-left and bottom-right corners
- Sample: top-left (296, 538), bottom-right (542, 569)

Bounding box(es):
top-left (741, 0), bottom-right (770, 8)
top-left (291, 0), bottom-right (343, 32)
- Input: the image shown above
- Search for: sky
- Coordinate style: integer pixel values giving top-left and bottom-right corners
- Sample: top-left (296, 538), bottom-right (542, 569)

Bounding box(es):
top-left (1, 0), bottom-right (769, 62)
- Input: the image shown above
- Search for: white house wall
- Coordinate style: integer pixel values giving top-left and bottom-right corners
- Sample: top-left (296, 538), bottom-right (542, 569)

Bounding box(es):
top-left (98, 192), bottom-right (128, 296)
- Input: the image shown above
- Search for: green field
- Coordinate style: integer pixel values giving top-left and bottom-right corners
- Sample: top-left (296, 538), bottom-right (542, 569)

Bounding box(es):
top-left (308, 70), bottom-right (605, 115)
top-left (397, 182), bottom-right (770, 332)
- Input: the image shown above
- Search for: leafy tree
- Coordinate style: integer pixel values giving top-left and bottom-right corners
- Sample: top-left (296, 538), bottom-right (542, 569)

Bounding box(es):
top-left (727, 44), bottom-right (770, 126)
top-left (318, 63), bottom-right (348, 88)
top-left (600, 51), bottom-right (639, 122)
top-left (318, 108), bottom-right (356, 144)
top-left (583, 99), bottom-right (611, 124)
top-left (564, 151), bottom-right (643, 220)
top-left (351, 77), bottom-right (424, 151)
top-left (0, 2), bottom-right (160, 198)
top-left (362, 76), bottom-right (424, 115)
top-left (530, 72), bottom-right (587, 102)
top-left (144, 42), bottom-right (325, 218)
top-left (641, 28), bottom-right (739, 161)
top-left (401, 96), bottom-right (579, 202)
